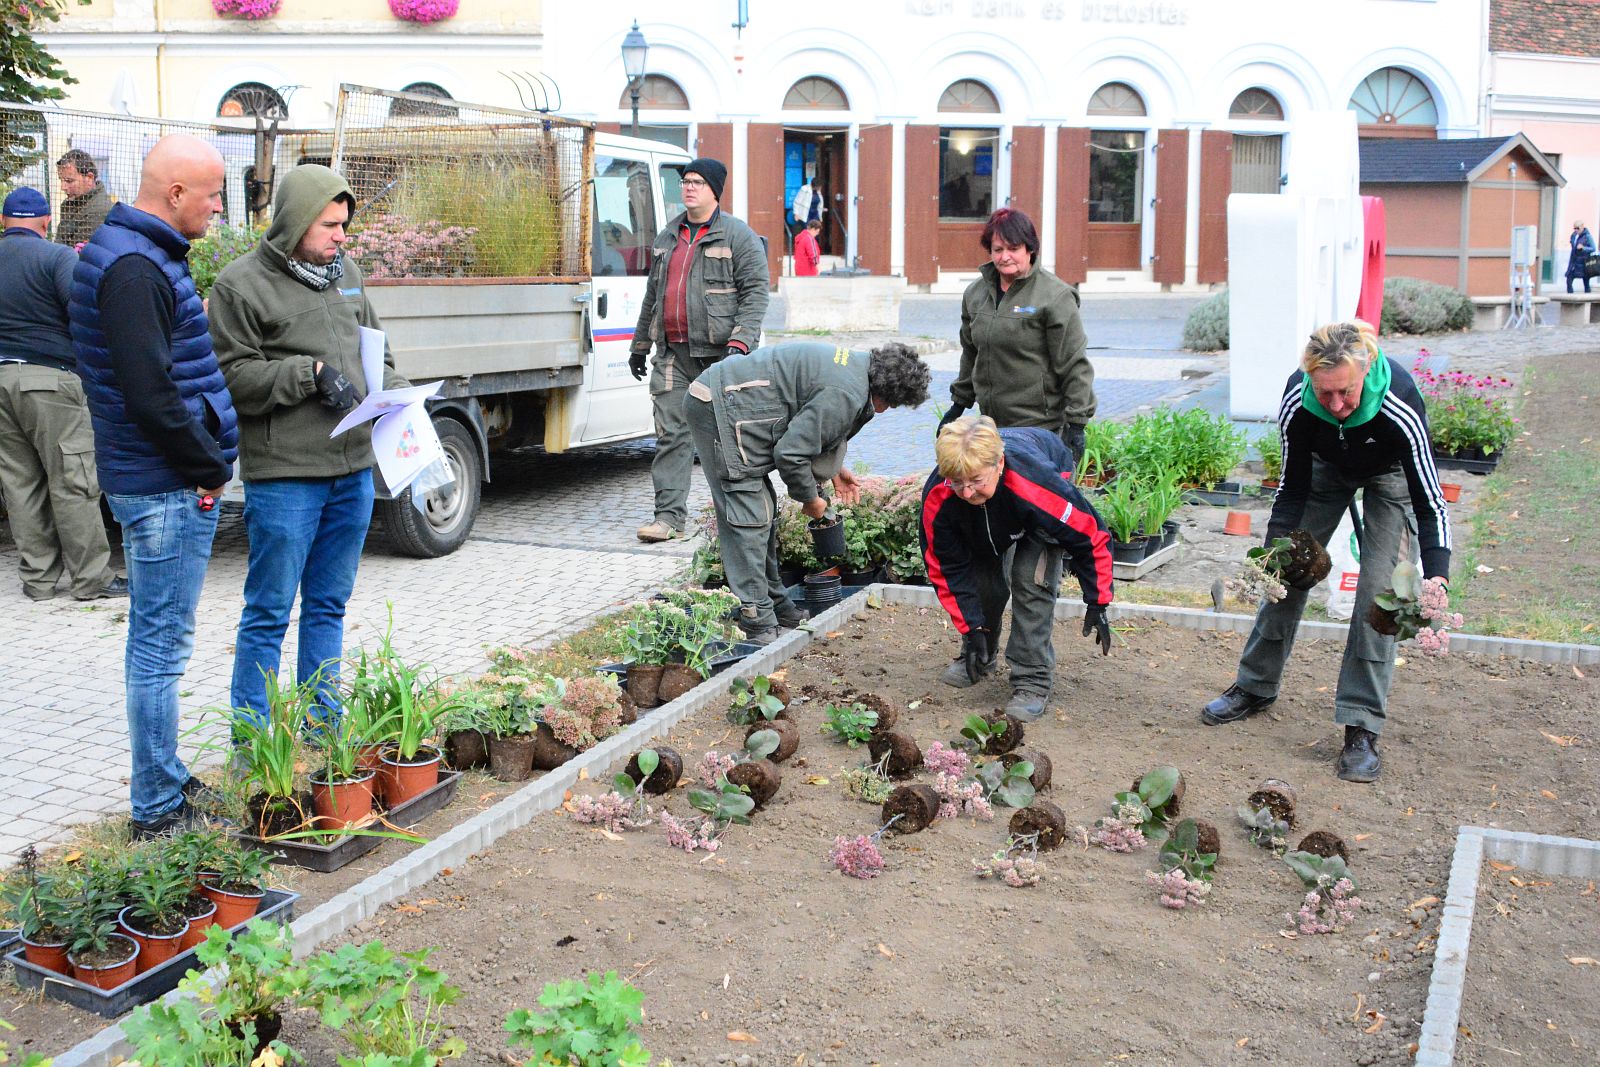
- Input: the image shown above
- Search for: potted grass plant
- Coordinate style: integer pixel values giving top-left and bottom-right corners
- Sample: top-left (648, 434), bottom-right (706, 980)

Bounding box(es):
top-left (1136, 471), bottom-right (1185, 556)
top-left (116, 844), bottom-right (193, 974)
top-left (200, 847), bottom-right (273, 930)
top-left (1096, 476), bottom-right (1149, 564)
top-left (231, 674), bottom-right (312, 839)
top-left (308, 710), bottom-right (378, 832)
top-left (2, 846), bottom-right (71, 975)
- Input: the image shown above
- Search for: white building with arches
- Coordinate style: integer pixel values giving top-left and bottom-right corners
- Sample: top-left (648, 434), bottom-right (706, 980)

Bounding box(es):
top-left (545, 0), bottom-right (1485, 291)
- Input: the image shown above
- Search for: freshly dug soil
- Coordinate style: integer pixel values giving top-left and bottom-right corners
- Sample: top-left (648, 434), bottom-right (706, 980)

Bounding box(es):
top-left (616, 691), bottom-right (639, 726)
top-left (657, 663), bottom-right (702, 703)
top-left (1248, 779), bottom-right (1299, 827)
top-left (1009, 800), bottom-right (1068, 850)
top-left (748, 719), bottom-right (798, 763)
top-left (625, 745), bottom-right (682, 794)
top-left (867, 731), bottom-right (922, 779)
top-left (1296, 829), bottom-right (1349, 863)
top-left (725, 759), bottom-right (781, 809)
top-left (529, 723), bottom-right (578, 771)
top-left (979, 711), bottom-right (1024, 755)
top-left (627, 664), bottom-right (664, 709)
top-left (443, 728), bottom-right (489, 771)
top-left (487, 733), bottom-right (536, 782)
top-left (881, 784), bottom-right (940, 833)
top-left (764, 677), bottom-right (791, 707)
top-left (1282, 528), bottom-right (1333, 590)
top-left (1002, 749), bottom-right (1053, 791)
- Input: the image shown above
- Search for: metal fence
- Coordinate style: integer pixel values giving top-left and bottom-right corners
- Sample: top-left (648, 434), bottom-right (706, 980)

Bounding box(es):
top-left (332, 84), bottom-right (592, 280)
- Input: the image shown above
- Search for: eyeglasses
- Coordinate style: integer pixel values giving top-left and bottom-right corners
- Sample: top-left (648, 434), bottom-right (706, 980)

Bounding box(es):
top-left (948, 466), bottom-right (999, 493)
top-left (681, 178), bottom-right (710, 189)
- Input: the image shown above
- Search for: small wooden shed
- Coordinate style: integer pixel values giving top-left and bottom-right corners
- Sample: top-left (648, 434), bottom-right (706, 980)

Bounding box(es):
top-left (1358, 133), bottom-right (1564, 297)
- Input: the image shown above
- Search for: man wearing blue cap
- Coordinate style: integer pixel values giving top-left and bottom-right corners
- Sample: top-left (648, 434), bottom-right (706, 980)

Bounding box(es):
top-left (0, 187), bottom-right (125, 602)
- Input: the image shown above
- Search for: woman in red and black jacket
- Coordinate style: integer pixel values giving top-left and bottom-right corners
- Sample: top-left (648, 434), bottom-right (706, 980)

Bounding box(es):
top-left (1201, 320), bottom-right (1452, 784)
top-left (920, 417), bottom-right (1115, 721)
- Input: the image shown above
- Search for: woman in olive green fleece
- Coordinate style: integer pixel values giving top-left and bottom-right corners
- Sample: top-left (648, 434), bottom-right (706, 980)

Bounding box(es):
top-left (209, 164), bottom-right (409, 725)
top-left (940, 208), bottom-right (1095, 464)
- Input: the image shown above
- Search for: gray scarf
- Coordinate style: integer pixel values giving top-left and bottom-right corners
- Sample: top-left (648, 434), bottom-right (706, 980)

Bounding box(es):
top-left (287, 253), bottom-right (345, 291)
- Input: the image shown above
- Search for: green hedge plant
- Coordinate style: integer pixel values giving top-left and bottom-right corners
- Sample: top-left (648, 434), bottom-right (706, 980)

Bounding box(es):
top-left (1379, 277), bottom-right (1473, 335)
top-left (1182, 288), bottom-right (1229, 351)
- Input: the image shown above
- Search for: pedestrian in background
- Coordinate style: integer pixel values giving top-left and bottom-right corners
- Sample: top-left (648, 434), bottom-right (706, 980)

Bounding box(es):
top-left (629, 157), bottom-right (769, 543)
top-left (0, 187), bottom-right (125, 602)
top-left (794, 218), bottom-right (822, 277)
top-left (939, 208), bottom-right (1096, 466)
top-left (921, 417), bottom-right (1114, 719)
top-left (210, 164), bottom-right (408, 723)
top-left (1566, 220), bottom-right (1594, 294)
top-left (71, 134), bottom-right (238, 838)
top-left (56, 149), bottom-right (113, 248)
top-left (686, 340), bottom-right (930, 643)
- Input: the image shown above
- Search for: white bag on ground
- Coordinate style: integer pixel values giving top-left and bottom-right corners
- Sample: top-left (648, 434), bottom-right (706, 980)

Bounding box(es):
top-left (1323, 504), bottom-right (1361, 620)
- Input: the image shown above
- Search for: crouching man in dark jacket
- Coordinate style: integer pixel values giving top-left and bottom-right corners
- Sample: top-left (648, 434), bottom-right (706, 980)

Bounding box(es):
top-left (921, 417), bottom-right (1115, 721)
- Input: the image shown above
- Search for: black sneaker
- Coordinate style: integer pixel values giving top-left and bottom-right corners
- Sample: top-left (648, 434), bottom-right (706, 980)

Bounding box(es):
top-left (181, 777), bottom-right (224, 815)
top-left (75, 575), bottom-right (130, 601)
top-left (130, 801), bottom-right (213, 840)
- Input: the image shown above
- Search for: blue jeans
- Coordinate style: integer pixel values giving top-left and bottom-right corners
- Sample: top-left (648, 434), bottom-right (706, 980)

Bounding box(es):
top-left (231, 472), bottom-right (374, 725)
top-left (107, 488), bottom-right (220, 824)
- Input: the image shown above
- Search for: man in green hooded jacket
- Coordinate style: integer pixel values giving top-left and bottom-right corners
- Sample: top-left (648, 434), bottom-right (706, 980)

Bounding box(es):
top-left (209, 164), bottom-right (409, 723)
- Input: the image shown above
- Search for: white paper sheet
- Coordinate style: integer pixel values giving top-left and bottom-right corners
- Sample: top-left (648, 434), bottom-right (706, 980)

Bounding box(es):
top-left (358, 326), bottom-right (387, 396)
top-left (369, 402), bottom-right (445, 494)
top-left (329, 381), bottom-right (443, 438)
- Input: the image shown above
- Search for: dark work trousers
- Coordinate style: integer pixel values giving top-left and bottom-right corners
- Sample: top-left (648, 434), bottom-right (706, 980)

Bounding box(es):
top-left (1234, 458), bottom-right (1417, 735)
top-left (649, 341), bottom-right (720, 531)
top-left (968, 532), bottom-right (1065, 696)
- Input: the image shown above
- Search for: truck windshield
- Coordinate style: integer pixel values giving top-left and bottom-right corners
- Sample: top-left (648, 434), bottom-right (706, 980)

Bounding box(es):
top-left (660, 163), bottom-right (685, 220)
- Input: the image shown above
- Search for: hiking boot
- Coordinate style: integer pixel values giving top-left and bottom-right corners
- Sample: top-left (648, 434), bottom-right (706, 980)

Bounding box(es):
top-left (1004, 688), bottom-right (1051, 722)
top-left (1336, 726), bottom-right (1381, 783)
top-left (774, 600), bottom-right (810, 629)
top-left (739, 625), bottom-right (780, 647)
top-left (1200, 685), bottom-right (1276, 726)
top-left (635, 520), bottom-right (680, 543)
top-left (130, 801), bottom-right (213, 840)
top-left (181, 776), bottom-right (224, 815)
top-left (75, 575), bottom-right (129, 601)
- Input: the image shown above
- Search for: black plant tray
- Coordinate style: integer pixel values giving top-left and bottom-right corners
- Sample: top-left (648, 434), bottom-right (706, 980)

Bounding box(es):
top-left (1432, 452), bottom-right (1498, 475)
top-left (5, 889), bottom-right (298, 1018)
top-left (1181, 481), bottom-right (1247, 507)
top-left (232, 771), bottom-right (461, 874)
top-left (0, 929), bottom-right (17, 957)
top-left (597, 642), bottom-right (762, 688)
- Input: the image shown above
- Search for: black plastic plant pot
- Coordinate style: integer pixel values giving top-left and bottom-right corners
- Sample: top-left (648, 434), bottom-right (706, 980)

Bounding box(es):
top-left (1110, 537), bottom-right (1149, 565)
top-left (231, 772), bottom-right (461, 873)
top-left (596, 642), bottom-right (762, 691)
top-left (5, 890), bottom-right (299, 1018)
top-left (1160, 520), bottom-right (1179, 551)
top-left (803, 572), bottom-right (843, 612)
top-left (1182, 482), bottom-right (1246, 507)
top-left (808, 515), bottom-right (847, 562)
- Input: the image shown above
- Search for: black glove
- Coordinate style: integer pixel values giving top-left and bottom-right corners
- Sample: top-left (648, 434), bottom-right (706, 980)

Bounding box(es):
top-left (1062, 423), bottom-right (1088, 468)
top-left (960, 627), bottom-right (996, 683)
top-left (1082, 605), bottom-right (1112, 656)
top-left (628, 350), bottom-right (648, 381)
top-left (936, 404), bottom-right (967, 440)
top-left (313, 363), bottom-right (359, 412)
top-left (726, 346), bottom-right (742, 358)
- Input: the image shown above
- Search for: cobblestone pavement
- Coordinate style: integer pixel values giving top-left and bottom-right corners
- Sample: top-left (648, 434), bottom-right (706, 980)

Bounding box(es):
top-left (0, 291), bottom-right (1317, 861)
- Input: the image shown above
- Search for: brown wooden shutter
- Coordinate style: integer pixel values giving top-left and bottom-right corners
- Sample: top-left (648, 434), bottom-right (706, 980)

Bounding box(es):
top-left (1152, 128), bottom-right (1189, 285)
top-left (904, 125), bottom-right (941, 285)
top-left (1009, 125), bottom-right (1044, 224)
top-left (1197, 130), bottom-right (1232, 284)
top-left (746, 123), bottom-right (786, 286)
top-left (856, 124), bottom-right (893, 276)
top-left (694, 123), bottom-right (734, 214)
top-left (1055, 127), bottom-right (1089, 285)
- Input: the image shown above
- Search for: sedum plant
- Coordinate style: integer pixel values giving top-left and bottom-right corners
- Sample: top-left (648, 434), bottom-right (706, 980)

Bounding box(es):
top-left (1369, 561), bottom-right (1463, 655)
top-left (1284, 851), bottom-right (1363, 934)
top-left (726, 675), bottom-right (785, 725)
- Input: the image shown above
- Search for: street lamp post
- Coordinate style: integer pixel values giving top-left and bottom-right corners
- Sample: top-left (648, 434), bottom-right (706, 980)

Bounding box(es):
top-left (621, 21), bottom-right (649, 138)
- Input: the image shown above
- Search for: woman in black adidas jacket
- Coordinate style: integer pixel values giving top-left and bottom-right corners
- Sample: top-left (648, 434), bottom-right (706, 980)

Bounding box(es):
top-left (1199, 321), bottom-right (1451, 784)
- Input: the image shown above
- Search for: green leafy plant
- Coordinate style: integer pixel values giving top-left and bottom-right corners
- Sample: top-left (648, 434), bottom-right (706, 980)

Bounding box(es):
top-left (1181, 287), bottom-right (1229, 352)
top-left (1285, 851), bottom-right (1363, 934)
top-left (316, 701), bottom-right (376, 784)
top-left (740, 728), bottom-right (781, 763)
top-left (59, 874), bottom-right (123, 959)
top-left (1157, 818), bottom-right (1217, 882)
top-left (1111, 766), bottom-right (1182, 838)
top-left (346, 612), bottom-right (461, 760)
top-left (1257, 427), bottom-right (1282, 483)
top-left (839, 753), bottom-right (894, 804)
top-left (211, 845), bottom-right (274, 896)
top-left (821, 702), bottom-right (878, 747)
top-left (1237, 804), bottom-right (1291, 853)
top-left (1136, 469), bottom-right (1184, 541)
top-left (0, 846), bottom-right (67, 943)
top-left (503, 970), bottom-right (651, 1067)
top-left (957, 713), bottom-right (1016, 753)
top-left (187, 223), bottom-right (265, 299)
top-left (191, 918), bottom-right (307, 1025)
top-left (230, 670), bottom-right (312, 801)
top-left (123, 986), bottom-right (293, 1067)
top-left (122, 844), bottom-right (193, 936)
top-left (305, 941), bottom-right (465, 1063)
top-left (727, 675), bottom-right (786, 725)
top-left (973, 759), bottom-right (1036, 809)
top-left (686, 776), bottom-right (756, 830)
top-left (1093, 474), bottom-right (1145, 544)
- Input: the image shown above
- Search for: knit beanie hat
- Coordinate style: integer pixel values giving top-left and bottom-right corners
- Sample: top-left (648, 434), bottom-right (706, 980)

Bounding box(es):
top-left (684, 158), bottom-right (727, 201)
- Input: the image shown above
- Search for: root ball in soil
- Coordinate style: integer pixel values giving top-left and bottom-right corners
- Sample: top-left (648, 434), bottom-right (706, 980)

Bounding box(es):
top-left (1192, 818), bottom-right (1222, 858)
top-left (1296, 830), bottom-right (1349, 863)
top-left (1009, 800), bottom-right (1068, 851)
top-left (749, 719), bottom-right (799, 763)
top-left (1132, 769), bottom-right (1186, 817)
top-left (616, 691), bottom-right (638, 726)
top-left (881, 784), bottom-right (940, 834)
top-left (530, 723), bottom-right (579, 771)
top-left (849, 691), bottom-right (898, 734)
top-left (625, 745), bottom-right (683, 794)
top-left (867, 731), bottom-right (923, 779)
top-left (982, 712), bottom-right (1025, 755)
top-left (727, 759), bottom-right (782, 809)
top-left (656, 663), bottom-right (703, 703)
top-left (1247, 780), bottom-right (1298, 827)
top-left (765, 677), bottom-right (791, 707)
top-left (1001, 749), bottom-right (1052, 790)
top-left (1366, 602), bottom-right (1402, 636)
top-left (1283, 529), bottom-right (1333, 590)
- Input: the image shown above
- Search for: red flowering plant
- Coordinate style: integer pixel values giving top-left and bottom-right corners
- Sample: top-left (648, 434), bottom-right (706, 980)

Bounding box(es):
top-left (828, 814), bottom-right (903, 879)
top-left (1411, 353), bottom-right (1516, 458)
top-left (388, 0), bottom-right (457, 23)
top-left (212, 0), bottom-right (281, 20)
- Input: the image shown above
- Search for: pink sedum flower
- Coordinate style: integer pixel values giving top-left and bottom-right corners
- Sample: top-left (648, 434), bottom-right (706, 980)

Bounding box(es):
top-left (829, 834), bottom-right (885, 879)
top-left (923, 741), bottom-right (970, 778)
top-left (1146, 867), bottom-right (1209, 909)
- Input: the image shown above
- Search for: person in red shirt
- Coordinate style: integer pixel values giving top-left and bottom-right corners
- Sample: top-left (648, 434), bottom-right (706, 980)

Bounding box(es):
top-left (794, 218), bottom-right (821, 277)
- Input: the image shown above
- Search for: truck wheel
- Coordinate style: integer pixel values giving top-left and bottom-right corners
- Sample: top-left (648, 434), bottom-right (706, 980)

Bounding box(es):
top-left (381, 417), bottom-right (482, 558)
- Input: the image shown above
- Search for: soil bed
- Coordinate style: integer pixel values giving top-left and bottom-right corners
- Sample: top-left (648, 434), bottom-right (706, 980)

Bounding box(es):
top-left (263, 606), bottom-right (1593, 1067)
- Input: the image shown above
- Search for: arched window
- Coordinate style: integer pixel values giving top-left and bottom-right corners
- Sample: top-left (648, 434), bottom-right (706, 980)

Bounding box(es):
top-left (217, 82), bottom-right (288, 119)
top-left (1349, 68), bottom-right (1437, 127)
top-left (1230, 87), bottom-right (1283, 121)
top-left (783, 76), bottom-right (848, 110)
top-left (938, 79), bottom-right (999, 114)
top-left (1088, 82), bottom-right (1146, 117)
top-left (392, 81), bottom-right (455, 118)
top-left (617, 74), bottom-right (688, 110)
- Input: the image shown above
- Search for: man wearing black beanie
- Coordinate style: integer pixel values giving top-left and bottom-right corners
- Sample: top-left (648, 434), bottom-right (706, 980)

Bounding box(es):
top-left (629, 156), bottom-right (770, 546)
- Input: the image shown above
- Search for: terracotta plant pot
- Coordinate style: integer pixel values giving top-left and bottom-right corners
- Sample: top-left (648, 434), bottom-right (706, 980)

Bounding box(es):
top-left (310, 770), bottom-right (377, 831)
top-left (488, 732), bottom-right (537, 782)
top-left (356, 744), bottom-right (387, 801)
top-left (1222, 510), bottom-right (1252, 537)
top-left (118, 906), bottom-right (190, 975)
top-left (201, 881), bottom-right (265, 929)
top-left (20, 934), bottom-right (70, 975)
top-left (179, 894), bottom-right (218, 951)
top-left (626, 664), bottom-right (664, 709)
top-left (68, 933), bottom-right (139, 990)
top-left (656, 662), bottom-right (703, 703)
top-left (1441, 482), bottom-right (1462, 503)
top-left (378, 745), bottom-right (441, 807)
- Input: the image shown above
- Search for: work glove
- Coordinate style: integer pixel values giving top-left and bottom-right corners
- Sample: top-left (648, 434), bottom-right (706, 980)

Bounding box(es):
top-left (1062, 423), bottom-right (1088, 468)
top-left (313, 363), bottom-right (359, 413)
top-left (1082, 605), bottom-right (1112, 656)
top-left (628, 350), bottom-right (648, 381)
top-left (961, 627), bottom-right (996, 683)
top-left (936, 404), bottom-right (967, 440)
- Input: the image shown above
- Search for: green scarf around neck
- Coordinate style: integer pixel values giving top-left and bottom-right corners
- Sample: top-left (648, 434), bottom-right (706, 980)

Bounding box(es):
top-left (1301, 351), bottom-right (1390, 429)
